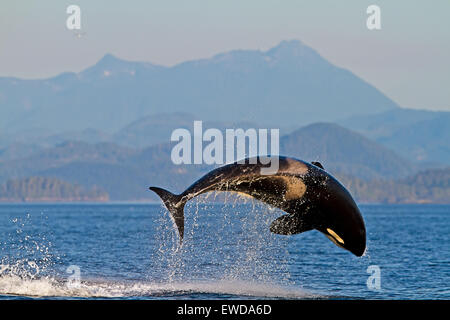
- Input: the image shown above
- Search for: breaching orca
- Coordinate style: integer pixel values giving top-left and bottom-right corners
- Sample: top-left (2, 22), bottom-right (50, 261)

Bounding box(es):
top-left (150, 156), bottom-right (366, 256)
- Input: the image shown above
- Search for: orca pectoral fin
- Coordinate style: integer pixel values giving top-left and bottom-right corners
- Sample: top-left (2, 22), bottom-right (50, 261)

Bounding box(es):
top-left (269, 214), bottom-right (314, 235)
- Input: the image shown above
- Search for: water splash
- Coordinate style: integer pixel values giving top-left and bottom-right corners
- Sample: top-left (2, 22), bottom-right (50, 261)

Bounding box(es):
top-left (0, 275), bottom-right (319, 299)
top-left (0, 213), bottom-right (57, 279)
top-left (150, 193), bottom-right (293, 289)
top-left (0, 201), bottom-right (316, 299)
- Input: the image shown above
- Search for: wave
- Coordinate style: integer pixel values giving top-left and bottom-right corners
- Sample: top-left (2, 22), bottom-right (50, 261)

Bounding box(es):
top-left (0, 204), bottom-right (325, 300)
top-left (0, 271), bottom-right (320, 299)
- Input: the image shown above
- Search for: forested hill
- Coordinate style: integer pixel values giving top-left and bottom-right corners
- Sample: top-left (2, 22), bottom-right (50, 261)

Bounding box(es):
top-left (0, 177), bottom-right (109, 202)
top-left (0, 123), bottom-right (448, 203)
top-left (336, 167), bottom-right (450, 204)
top-left (0, 168), bottom-right (448, 204)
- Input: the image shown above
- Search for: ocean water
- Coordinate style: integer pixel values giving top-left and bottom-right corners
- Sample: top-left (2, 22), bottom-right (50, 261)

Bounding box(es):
top-left (0, 200), bottom-right (448, 299)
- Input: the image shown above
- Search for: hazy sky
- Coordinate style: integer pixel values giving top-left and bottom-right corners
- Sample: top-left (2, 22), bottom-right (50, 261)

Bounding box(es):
top-left (0, 0), bottom-right (449, 110)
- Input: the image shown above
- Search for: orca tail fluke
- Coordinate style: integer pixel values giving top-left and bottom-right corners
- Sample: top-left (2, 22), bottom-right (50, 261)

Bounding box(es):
top-left (149, 186), bottom-right (185, 243)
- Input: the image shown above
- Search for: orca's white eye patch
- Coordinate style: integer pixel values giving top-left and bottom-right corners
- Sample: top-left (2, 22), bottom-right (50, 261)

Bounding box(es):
top-left (326, 228), bottom-right (344, 244)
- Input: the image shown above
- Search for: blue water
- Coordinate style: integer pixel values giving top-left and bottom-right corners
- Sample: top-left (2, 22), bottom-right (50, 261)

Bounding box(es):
top-left (0, 201), bottom-right (448, 299)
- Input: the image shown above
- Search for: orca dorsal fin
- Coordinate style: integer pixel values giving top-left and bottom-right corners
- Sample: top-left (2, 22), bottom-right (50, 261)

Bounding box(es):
top-left (311, 161), bottom-right (324, 170)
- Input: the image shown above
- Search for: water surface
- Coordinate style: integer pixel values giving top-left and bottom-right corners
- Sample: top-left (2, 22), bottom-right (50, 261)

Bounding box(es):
top-left (0, 202), bottom-right (448, 299)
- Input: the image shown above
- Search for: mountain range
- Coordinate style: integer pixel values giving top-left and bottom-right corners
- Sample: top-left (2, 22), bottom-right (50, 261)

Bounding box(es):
top-left (340, 108), bottom-right (450, 166)
top-left (0, 40), bottom-right (448, 202)
top-left (0, 40), bottom-right (398, 134)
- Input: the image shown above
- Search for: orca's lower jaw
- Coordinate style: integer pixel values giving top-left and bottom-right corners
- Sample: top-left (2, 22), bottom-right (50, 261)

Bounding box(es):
top-left (348, 239), bottom-right (366, 257)
top-left (342, 231), bottom-right (366, 257)
top-left (339, 214), bottom-right (366, 257)
top-left (317, 220), bottom-right (366, 257)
